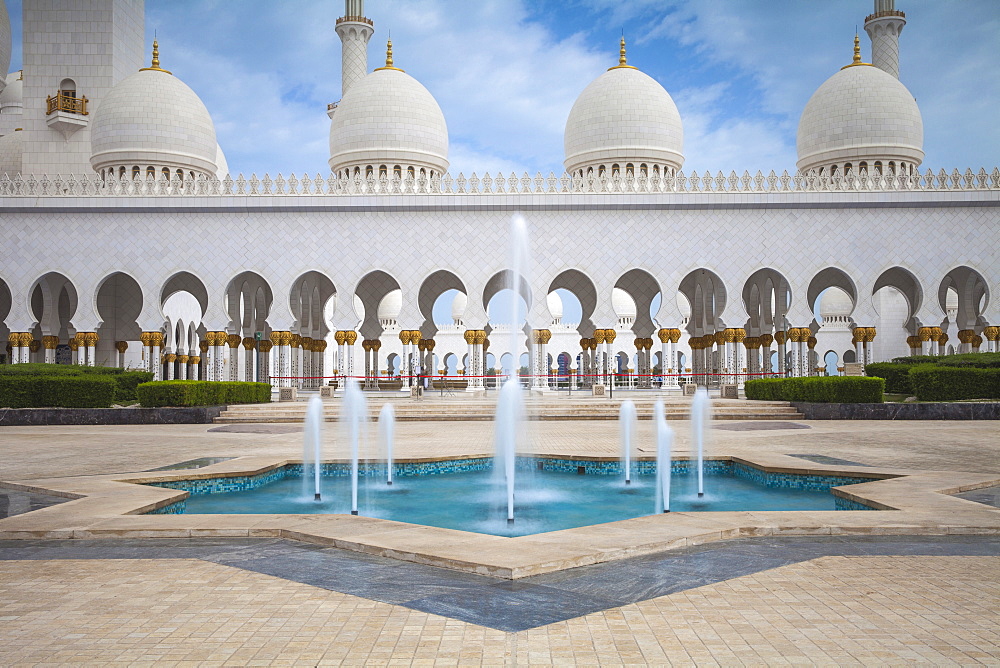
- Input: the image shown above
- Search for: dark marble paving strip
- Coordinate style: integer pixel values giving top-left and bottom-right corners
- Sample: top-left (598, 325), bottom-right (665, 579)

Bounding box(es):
top-left (786, 453), bottom-right (870, 466)
top-left (954, 485), bottom-right (1000, 509)
top-left (0, 535), bottom-right (996, 632)
top-left (0, 488), bottom-right (71, 519)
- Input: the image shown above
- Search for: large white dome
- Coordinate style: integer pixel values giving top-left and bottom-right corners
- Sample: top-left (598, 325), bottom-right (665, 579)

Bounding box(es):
top-left (90, 44), bottom-right (218, 178)
top-left (329, 53), bottom-right (449, 178)
top-left (377, 289), bottom-right (403, 321)
top-left (0, 127), bottom-right (22, 177)
top-left (797, 57), bottom-right (922, 174)
top-left (547, 291), bottom-right (563, 321)
top-left (564, 43), bottom-right (683, 177)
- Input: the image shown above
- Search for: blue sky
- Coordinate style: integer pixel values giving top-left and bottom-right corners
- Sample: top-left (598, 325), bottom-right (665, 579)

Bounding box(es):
top-left (7, 0), bottom-right (995, 177)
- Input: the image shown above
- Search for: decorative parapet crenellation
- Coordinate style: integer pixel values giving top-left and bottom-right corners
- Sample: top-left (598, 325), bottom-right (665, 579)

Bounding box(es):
top-left (0, 167), bottom-right (997, 198)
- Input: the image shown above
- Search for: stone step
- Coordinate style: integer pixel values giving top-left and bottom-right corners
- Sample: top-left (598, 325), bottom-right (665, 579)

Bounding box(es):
top-left (215, 398), bottom-right (803, 423)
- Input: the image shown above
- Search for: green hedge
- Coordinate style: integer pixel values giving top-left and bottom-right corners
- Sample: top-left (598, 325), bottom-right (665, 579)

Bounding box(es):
top-left (908, 366), bottom-right (1000, 401)
top-left (0, 375), bottom-right (117, 408)
top-left (137, 380), bottom-right (272, 407)
top-left (866, 352), bottom-right (1000, 399)
top-left (0, 364), bottom-right (153, 404)
top-left (745, 376), bottom-right (884, 403)
top-left (865, 362), bottom-right (916, 394)
top-left (934, 352), bottom-right (1000, 369)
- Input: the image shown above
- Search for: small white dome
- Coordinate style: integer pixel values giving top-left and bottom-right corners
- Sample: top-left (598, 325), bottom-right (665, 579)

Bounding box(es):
top-left (377, 289), bottom-right (403, 321)
top-left (0, 127), bottom-right (22, 177)
top-left (329, 62), bottom-right (449, 176)
top-left (451, 292), bottom-right (468, 321)
top-left (564, 49), bottom-right (683, 176)
top-left (0, 71), bottom-right (23, 137)
top-left (91, 47), bottom-right (218, 177)
top-left (547, 291), bottom-right (564, 321)
top-left (797, 61), bottom-right (923, 173)
top-left (945, 288), bottom-right (958, 312)
top-left (0, 71), bottom-right (22, 110)
top-left (612, 287), bottom-right (637, 319)
top-left (0, 4), bottom-right (10, 95)
top-left (819, 287), bottom-right (853, 319)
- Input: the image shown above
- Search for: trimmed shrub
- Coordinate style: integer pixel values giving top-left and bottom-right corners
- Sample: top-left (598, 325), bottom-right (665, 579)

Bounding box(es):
top-left (865, 362), bottom-right (916, 395)
top-left (113, 370), bottom-right (155, 402)
top-left (137, 380), bottom-right (272, 407)
top-left (889, 355), bottom-right (941, 365)
top-left (745, 376), bottom-right (884, 403)
top-left (908, 366), bottom-right (1000, 401)
top-left (0, 374), bottom-right (117, 408)
top-left (934, 352), bottom-right (1000, 369)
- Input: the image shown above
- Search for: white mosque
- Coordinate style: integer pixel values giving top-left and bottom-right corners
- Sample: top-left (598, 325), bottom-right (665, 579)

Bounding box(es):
top-left (0, 0), bottom-right (996, 393)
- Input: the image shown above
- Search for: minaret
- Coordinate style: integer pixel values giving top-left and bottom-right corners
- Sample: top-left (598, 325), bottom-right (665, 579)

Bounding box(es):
top-left (864, 0), bottom-right (906, 79)
top-left (335, 0), bottom-right (374, 97)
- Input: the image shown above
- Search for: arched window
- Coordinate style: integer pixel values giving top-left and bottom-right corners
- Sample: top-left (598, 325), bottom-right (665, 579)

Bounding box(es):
top-left (625, 163), bottom-right (634, 176)
top-left (874, 161), bottom-right (883, 175)
top-left (161, 167), bottom-right (170, 179)
top-left (859, 161), bottom-right (867, 174)
top-left (587, 167), bottom-right (594, 177)
top-left (407, 166), bottom-right (415, 179)
top-left (598, 165), bottom-right (606, 177)
top-left (611, 163), bottom-right (620, 176)
top-left (831, 165), bottom-right (839, 176)
top-left (393, 165), bottom-right (402, 178)
top-left (354, 167), bottom-right (360, 178)
top-left (365, 165), bottom-right (373, 178)
top-left (419, 168), bottom-right (426, 177)
top-left (639, 163), bottom-right (648, 177)
top-left (132, 166), bottom-right (140, 179)
top-left (59, 78), bottom-right (76, 98)
top-left (652, 165), bottom-right (660, 177)
top-left (118, 166), bottom-right (125, 178)
top-left (844, 163), bottom-right (853, 175)
top-left (888, 161), bottom-right (896, 174)
top-left (176, 169), bottom-right (184, 180)
top-left (379, 165), bottom-right (387, 178)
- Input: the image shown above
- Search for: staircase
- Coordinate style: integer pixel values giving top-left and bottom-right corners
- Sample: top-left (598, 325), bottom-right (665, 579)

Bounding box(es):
top-left (215, 394), bottom-right (804, 423)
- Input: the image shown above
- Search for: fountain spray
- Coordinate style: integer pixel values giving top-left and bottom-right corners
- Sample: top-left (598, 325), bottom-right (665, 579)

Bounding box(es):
top-left (691, 387), bottom-right (710, 497)
top-left (619, 400), bottom-right (637, 484)
top-left (653, 399), bottom-right (673, 513)
top-left (342, 379), bottom-right (368, 515)
top-left (379, 403), bottom-right (395, 485)
top-left (304, 395), bottom-right (324, 501)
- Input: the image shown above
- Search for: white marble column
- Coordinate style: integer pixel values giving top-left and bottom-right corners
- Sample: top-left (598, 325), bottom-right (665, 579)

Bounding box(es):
top-left (165, 354), bottom-right (176, 380)
top-left (177, 355), bottom-right (188, 380)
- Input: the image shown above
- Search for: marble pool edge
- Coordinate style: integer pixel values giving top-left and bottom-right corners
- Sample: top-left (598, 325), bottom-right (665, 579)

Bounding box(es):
top-left (2, 452), bottom-right (999, 579)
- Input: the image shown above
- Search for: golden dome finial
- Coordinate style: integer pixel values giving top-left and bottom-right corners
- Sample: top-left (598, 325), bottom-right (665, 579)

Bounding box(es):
top-left (840, 32), bottom-right (871, 69)
top-left (140, 38), bottom-right (172, 74)
top-left (608, 35), bottom-right (637, 71)
top-left (374, 37), bottom-right (404, 72)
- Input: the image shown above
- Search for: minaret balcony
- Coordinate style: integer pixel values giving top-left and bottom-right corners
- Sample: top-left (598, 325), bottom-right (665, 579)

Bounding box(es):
top-left (46, 93), bottom-right (89, 140)
top-left (46, 92), bottom-right (89, 116)
top-left (336, 16), bottom-right (373, 26)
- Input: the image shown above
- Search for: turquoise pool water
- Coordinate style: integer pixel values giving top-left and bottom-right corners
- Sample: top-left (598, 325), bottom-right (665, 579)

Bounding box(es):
top-left (171, 462), bottom-right (862, 537)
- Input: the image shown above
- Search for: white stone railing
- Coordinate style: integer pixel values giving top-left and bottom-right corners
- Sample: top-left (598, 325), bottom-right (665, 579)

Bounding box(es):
top-left (0, 167), bottom-right (997, 198)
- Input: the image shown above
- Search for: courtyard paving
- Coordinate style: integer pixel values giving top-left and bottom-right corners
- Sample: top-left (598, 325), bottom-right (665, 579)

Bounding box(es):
top-left (0, 404), bottom-right (998, 665)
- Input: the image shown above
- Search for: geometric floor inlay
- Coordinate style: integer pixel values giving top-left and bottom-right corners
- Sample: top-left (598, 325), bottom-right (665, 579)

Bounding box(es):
top-left (1, 535), bottom-right (995, 631)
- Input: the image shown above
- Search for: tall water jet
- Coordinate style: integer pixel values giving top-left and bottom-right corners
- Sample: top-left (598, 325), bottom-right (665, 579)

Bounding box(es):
top-left (653, 399), bottom-right (673, 513)
top-left (342, 379), bottom-right (368, 515)
top-left (495, 379), bottom-right (523, 523)
top-left (493, 214), bottom-right (531, 525)
top-left (379, 403), bottom-right (395, 485)
top-left (304, 395), bottom-right (324, 501)
top-left (619, 400), bottom-right (637, 484)
top-left (691, 387), bottom-right (711, 497)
